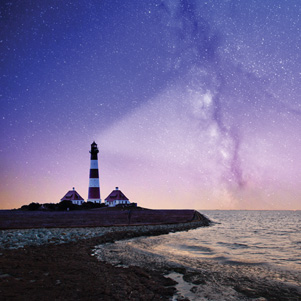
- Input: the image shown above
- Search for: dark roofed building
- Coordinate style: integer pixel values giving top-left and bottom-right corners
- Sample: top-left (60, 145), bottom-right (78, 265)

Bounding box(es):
top-left (60, 187), bottom-right (84, 205)
top-left (105, 187), bottom-right (131, 207)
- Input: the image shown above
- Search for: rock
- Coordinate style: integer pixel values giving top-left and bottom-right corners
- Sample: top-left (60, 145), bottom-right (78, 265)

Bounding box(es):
top-left (0, 220), bottom-right (209, 250)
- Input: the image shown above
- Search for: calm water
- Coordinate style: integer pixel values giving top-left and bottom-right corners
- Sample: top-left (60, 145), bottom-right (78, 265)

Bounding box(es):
top-left (94, 210), bottom-right (301, 299)
top-left (164, 210), bottom-right (301, 270)
top-left (96, 210), bottom-right (301, 271)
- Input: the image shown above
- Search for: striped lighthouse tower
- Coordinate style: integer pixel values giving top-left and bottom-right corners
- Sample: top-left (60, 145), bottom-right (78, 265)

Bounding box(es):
top-left (87, 141), bottom-right (101, 203)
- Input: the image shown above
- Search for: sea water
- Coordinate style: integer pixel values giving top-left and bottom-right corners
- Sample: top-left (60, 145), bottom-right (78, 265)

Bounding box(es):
top-left (94, 210), bottom-right (301, 299)
top-left (164, 210), bottom-right (301, 270)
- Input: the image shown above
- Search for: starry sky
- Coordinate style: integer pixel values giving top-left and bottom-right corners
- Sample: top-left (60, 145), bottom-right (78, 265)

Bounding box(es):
top-left (1, 0), bottom-right (300, 210)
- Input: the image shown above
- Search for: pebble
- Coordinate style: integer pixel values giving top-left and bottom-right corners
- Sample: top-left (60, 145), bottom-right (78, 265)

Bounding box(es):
top-left (0, 221), bottom-right (206, 250)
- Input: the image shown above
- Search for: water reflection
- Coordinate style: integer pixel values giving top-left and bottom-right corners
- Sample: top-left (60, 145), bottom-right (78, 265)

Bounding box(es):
top-left (93, 211), bottom-right (301, 299)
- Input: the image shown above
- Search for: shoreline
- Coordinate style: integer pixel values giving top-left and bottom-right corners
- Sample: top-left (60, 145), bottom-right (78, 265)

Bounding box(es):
top-left (0, 219), bottom-right (210, 300)
top-left (2, 213), bottom-right (299, 300)
top-left (0, 221), bottom-right (301, 301)
top-left (95, 231), bottom-right (301, 300)
top-left (0, 220), bottom-right (210, 250)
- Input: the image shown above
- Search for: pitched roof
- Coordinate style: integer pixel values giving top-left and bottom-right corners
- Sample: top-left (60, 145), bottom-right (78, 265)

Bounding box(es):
top-left (61, 188), bottom-right (84, 201)
top-left (105, 187), bottom-right (129, 203)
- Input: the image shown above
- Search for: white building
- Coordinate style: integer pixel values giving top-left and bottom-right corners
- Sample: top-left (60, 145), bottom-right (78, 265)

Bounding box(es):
top-left (60, 187), bottom-right (84, 205)
top-left (105, 187), bottom-right (131, 207)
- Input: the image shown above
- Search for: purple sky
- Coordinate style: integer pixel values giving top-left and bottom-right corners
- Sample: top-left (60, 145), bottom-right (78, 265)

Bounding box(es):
top-left (1, 0), bottom-right (300, 210)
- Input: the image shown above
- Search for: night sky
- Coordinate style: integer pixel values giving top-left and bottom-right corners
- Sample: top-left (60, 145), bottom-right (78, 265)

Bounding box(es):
top-left (1, 0), bottom-right (300, 210)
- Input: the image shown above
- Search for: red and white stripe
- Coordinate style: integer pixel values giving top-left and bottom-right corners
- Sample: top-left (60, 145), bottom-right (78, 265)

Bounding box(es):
top-left (87, 141), bottom-right (101, 203)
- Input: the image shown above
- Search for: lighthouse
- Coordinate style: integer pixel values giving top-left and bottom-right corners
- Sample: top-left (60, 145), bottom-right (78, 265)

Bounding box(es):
top-left (87, 141), bottom-right (101, 203)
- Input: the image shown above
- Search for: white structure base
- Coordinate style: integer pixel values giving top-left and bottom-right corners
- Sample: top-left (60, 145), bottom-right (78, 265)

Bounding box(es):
top-left (105, 199), bottom-right (130, 207)
top-left (72, 200), bottom-right (84, 205)
top-left (87, 199), bottom-right (102, 203)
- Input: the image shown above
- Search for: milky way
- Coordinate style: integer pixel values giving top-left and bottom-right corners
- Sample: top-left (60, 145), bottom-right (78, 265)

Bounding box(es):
top-left (1, 0), bottom-right (300, 209)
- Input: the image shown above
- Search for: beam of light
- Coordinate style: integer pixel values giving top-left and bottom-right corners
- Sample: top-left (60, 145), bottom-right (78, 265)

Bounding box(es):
top-left (97, 0), bottom-right (301, 209)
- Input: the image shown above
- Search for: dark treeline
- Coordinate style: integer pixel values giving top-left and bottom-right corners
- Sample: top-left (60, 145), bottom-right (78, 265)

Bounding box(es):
top-left (20, 201), bottom-right (137, 211)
